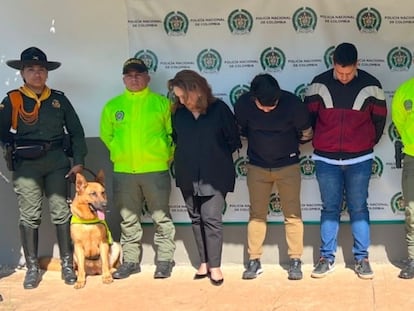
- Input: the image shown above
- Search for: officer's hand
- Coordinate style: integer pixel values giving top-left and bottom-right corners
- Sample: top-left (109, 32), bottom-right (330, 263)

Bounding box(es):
top-left (65, 164), bottom-right (84, 178)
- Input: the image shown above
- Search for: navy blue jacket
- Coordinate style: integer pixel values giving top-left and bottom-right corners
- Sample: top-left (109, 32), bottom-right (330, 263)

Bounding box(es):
top-left (234, 90), bottom-right (311, 168)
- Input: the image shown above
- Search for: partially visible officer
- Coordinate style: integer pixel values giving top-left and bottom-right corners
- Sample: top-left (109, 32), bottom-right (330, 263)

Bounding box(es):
top-left (392, 76), bottom-right (414, 279)
top-left (0, 47), bottom-right (87, 289)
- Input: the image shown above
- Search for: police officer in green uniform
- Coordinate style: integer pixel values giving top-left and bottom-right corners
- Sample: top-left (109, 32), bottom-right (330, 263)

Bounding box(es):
top-left (0, 47), bottom-right (87, 289)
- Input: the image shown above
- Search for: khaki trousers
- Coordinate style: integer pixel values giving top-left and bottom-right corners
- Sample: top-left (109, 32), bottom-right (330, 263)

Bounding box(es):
top-left (246, 164), bottom-right (303, 259)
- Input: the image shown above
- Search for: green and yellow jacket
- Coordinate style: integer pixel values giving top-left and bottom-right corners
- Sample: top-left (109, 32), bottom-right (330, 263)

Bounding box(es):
top-left (392, 77), bottom-right (414, 157)
top-left (100, 87), bottom-right (172, 173)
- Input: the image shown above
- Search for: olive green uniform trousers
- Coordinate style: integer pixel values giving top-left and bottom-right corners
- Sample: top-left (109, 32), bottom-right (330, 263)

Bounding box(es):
top-left (113, 171), bottom-right (176, 263)
top-left (13, 149), bottom-right (71, 228)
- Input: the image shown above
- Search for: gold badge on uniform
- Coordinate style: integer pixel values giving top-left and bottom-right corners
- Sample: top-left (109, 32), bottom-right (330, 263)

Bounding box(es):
top-left (52, 99), bottom-right (61, 108)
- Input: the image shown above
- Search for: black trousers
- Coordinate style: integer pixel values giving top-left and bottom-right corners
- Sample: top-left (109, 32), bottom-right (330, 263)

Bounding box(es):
top-left (181, 190), bottom-right (225, 268)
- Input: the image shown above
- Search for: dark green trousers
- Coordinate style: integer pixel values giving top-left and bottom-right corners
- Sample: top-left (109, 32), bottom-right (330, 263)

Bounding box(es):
top-left (113, 170), bottom-right (175, 263)
top-left (13, 149), bottom-right (71, 228)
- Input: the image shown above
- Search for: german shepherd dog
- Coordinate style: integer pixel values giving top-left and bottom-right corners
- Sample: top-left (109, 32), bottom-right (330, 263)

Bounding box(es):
top-left (69, 170), bottom-right (121, 289)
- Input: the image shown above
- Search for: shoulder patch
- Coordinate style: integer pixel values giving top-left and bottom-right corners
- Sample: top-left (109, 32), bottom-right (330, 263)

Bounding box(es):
top-left (51, 89), bottom-right (65, 96)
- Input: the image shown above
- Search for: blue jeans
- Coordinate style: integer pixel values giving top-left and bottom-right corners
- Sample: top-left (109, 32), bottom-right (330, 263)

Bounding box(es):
top-left (315, 159), bottom-right (372, 262)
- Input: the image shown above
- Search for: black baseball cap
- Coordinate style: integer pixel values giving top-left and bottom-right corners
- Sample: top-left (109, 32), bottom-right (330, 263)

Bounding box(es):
top-left (122, 58), bottom-right (148, 74)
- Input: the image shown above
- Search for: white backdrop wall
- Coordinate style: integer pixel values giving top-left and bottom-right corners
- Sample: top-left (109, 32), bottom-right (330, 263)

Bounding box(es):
top-left (124, 0), bottom-right (414, 224)
top-left (0, 0), bottom-right (412, 265)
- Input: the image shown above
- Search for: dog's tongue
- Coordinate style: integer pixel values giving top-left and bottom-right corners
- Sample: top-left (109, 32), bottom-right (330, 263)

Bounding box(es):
top-left (97, 210), bottom-right (105, 220)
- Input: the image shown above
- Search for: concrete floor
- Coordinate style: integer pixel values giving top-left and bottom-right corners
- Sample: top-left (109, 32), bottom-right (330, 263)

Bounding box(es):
top-left (0, 262), bottom-right (413, 311)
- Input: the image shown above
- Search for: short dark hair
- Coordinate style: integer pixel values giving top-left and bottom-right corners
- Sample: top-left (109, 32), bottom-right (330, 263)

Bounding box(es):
top-left (250, 74), bottom-right (281, 106)
top-left (333, 42), bottom-right (358, 66)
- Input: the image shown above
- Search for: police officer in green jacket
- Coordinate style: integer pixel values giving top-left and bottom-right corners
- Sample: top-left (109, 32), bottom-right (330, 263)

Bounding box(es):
top-left (100, 58), bottom-right (175, 279)
top-left (0, 47), bottom-right (87, 289)
top-left (392, 77), bottom-right (414, 279)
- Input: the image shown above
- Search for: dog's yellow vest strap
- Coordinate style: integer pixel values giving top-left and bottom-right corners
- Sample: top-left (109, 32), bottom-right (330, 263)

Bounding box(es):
top-left (70, 215), bottom-right (113, 245)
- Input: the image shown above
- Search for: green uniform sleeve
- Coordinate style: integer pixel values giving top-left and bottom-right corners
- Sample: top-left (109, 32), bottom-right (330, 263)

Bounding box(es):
top-left (62, 96), bottom-right (87, 166)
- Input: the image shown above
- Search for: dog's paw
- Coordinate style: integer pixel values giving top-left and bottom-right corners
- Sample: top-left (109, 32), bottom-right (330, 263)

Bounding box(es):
top-left (102, 274), bottom-right (113, 284)
top-left (74, 281), bottom-right (86, 289)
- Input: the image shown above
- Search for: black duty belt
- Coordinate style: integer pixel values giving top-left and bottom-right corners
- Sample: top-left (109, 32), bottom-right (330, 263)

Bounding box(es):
top-left (15, 139), bottom-right (63, 151)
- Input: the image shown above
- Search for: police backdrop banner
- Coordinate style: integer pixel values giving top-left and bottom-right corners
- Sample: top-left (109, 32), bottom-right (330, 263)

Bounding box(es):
top-left (125, 0), bottom-right (414, 224)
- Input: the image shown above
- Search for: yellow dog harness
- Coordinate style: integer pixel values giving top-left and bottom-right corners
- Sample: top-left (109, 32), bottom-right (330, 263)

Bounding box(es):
top-left (70, 214), bottom-right (113, 245)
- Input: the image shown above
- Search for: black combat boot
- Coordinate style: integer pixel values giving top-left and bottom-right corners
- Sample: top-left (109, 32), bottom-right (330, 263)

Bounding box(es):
top-left (19, 224), bottom-right (41, 289)
top-left (56, 222), bottom-right (77, 285)
top-left (399, 258), bottom-right (414, 279)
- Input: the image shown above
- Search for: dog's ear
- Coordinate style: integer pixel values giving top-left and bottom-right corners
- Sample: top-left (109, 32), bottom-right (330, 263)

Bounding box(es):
top-left (96, 169), bottom-right (105, 186)
top-left (75, 173), bottom-right (88, 193)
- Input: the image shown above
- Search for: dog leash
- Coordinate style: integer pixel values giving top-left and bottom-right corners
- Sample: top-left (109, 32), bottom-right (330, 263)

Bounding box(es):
top-left (66, 167), bottom-right (97, 204)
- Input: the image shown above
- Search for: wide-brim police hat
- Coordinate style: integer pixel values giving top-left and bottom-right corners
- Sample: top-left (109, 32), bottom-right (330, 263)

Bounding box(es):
top-left (6, 47), bottom-right (61, 71)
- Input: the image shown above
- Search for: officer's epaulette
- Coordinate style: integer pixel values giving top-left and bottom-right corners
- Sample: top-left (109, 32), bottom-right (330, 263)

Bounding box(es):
top-left (6, 89), bottom-right (19, 96)
top-left (51, 89), bottom-right (65, 96)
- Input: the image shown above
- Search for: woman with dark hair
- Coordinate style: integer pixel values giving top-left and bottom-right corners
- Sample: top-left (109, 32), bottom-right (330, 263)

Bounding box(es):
top-left (168, 70), bottom-right (241, 286)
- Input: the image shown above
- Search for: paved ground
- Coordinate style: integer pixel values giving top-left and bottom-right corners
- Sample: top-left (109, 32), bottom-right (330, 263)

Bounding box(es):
top-left (0, 263), bottom-right (413, 311)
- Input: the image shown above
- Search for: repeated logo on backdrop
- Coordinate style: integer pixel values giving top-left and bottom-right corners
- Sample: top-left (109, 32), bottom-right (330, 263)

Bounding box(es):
top-left (323, 46), bottom-right (335, 69)
top-left (126, 1), bottom-right (411, 223)
top-left (234, 156), bottom-right (249, 178)
top-left (229, 84), bottom-right (250, 106)
top-left (260, 47), bottom-right (286, 72)
top-left (134, 50), bottom-right (158, 72)
top-left (227, 9), bottom-right (253, 34)
top-left (371, 156), bottom-right (384, 179)
top-left (164, 11), bottom-right (189, 36)
top-left (268, 193), bottom-right (282, 215)
top-left (388, 123), bottom-right (401, 143)
top-left (387, 47), bottom-right (412, 71)
top-left (391, 192), bottom-right (405, 215)
top-left (299, 156), bottom-right (316, 179)
top-left (356, 7), bottom-right (382, 33)
top-left (197, 49), bottom-right (222, 73)
top-left (294, 83), bottom-right (309, 102)
top-left (292, 7), bottom-right (317, 33)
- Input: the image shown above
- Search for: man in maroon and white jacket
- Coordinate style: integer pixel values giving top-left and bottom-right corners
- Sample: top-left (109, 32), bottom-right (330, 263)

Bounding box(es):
top-left (304, 42), bottom-right (387, 280)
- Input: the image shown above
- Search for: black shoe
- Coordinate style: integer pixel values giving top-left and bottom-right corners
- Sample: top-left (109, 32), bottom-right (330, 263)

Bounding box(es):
top-left (154, 261), bottom-right (175, 279)
top-left (23, 267), bottom-right (41, 289)
top-left (311, 257), bottom-right (335, 278)
top-left (399, 258), bottom-right (414, 279)
top-left (193, 272), bottom-right (209, 280)
top-left (355, 258), bottom-right (374, 280)
top-left (242, 259), bottom-right (263, 280)
top-left (61, 266), bottom-right (77, 285)
top-left (112, 262), bottom-right (141, 279)
top-left (210, 278), bottom-right (224, 286)
top-left (288, 258), bottom-right (303, 280)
